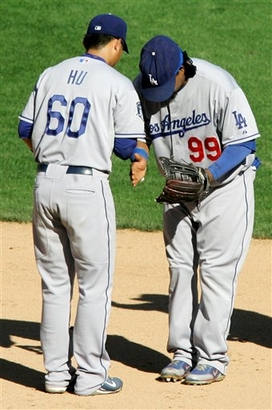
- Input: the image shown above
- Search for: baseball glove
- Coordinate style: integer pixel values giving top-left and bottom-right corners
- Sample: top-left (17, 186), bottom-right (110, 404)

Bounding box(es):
top-left (156, 157), bottom-right (210, 204)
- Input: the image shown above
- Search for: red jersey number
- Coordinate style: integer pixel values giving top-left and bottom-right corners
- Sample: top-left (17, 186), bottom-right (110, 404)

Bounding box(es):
top-left (188, 136), bottom-right (221, 163)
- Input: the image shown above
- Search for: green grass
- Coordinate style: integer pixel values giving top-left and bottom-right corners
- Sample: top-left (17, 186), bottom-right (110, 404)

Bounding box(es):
top-left (0, 0), bottom-right (271, 237)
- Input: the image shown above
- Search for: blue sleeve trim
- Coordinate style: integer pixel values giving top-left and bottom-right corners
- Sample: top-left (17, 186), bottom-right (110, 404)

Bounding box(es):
top-left (208, 140), bottom-right (256, 180)
top-left (18, 119), bottom-right (33, 139)
top-left (113, 138), bottom-right (137, 160)
top-left (252, 157), bottom-right (262, 169)
top-left (229, 140), bottom-right (256, 150)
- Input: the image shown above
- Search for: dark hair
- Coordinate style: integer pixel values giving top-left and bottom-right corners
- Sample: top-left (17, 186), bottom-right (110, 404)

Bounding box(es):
top-left (83, 33), bottom-right (115, 51)
top-left (183, 51), bottom-right (197, 79)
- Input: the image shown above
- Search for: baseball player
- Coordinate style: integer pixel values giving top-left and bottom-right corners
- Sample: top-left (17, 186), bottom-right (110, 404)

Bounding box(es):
top-left (18, 14), bottom-right (148, 396)
top-left (134, 35), bottom-right (261, 385)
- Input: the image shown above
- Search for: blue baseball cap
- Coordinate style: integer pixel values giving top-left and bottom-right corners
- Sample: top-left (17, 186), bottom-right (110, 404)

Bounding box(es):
top-left (139, 35), bottom-right (184, 102)
top-left (87, 14), bottom-right (129, 53)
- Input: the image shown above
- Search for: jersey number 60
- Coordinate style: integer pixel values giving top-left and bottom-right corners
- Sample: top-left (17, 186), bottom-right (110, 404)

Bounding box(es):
top-left (45, 94), bottom-right (90, 138)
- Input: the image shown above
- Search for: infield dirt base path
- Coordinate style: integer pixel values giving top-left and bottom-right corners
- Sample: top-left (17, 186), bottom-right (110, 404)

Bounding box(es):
top-left (1, 222), bottom-right (271, 410)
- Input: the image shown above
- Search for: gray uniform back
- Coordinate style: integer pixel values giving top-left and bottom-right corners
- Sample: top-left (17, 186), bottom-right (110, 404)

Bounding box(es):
top-left (20, 55), bottom-right (144, 171)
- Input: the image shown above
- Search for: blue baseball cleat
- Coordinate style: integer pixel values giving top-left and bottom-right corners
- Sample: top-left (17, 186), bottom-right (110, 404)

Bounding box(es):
top-left (91, 377), bottom-right (123, 395)
top-left (184, 364), bottom-right (225, 385)
top-left (160, 360), bottom-right (191, 382)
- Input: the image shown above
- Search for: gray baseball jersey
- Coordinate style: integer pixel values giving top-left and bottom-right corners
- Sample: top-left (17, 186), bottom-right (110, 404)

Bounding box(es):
top-left (20, 55), bottom-right (145, 171)
top-left (135, 58), bottom-right (260, 184)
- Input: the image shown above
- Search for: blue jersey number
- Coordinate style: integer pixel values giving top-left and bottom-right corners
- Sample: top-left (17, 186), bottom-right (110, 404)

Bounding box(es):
top-left (45, 95), bottom-right (91, 138)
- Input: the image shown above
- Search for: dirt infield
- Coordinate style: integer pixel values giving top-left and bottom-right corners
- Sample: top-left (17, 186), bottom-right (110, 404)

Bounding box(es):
top-left (1, 222), bottom-right (271, 409)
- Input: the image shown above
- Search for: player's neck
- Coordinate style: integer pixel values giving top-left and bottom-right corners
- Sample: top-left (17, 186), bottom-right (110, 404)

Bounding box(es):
top-left (85, 52), bottom-right (107, 64)
top-left (87, 48), bottom-right (108, 62)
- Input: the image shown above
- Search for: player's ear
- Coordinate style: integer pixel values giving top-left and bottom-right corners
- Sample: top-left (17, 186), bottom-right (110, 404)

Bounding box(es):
top-left (114, 38), bottom-right (124, 60)
top-left (108, 38), bottom-right (123, 67)
top-left (176, 66), bottom-right (185, 74)
top-left (112, 37), bottom-right (122, 52)
top-left (183, 52), bottom-right (197, 79)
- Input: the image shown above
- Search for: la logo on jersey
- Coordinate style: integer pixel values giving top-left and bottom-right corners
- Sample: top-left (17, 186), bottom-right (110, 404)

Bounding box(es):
top-left (232, 110), bottom-right (247, 129)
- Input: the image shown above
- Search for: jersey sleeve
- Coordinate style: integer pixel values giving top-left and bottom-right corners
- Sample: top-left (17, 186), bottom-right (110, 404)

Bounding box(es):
top-left (133, 74), bottom-right (154, 147)
top-left (113, 84), bottom-right (145, 140)
top-left (18, 119), bottom-right (33, 139)
top-left (113, 137), bottom-right (137, 159)
top-left (18, 88), bottom-right (35, 124)
top-left (219, 87), bottom-right (260, 146)
top-left (19, 68), bottom-right (49, 123)
top-left (208, 140), bottom-right (256, 180)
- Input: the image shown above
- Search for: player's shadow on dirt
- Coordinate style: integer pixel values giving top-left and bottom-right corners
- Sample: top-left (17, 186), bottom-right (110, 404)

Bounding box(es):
top-left (112, 293), bottom-right (168, 313)
top-left (0, 319), bottom-right (44, 390)
top-left (0, 318), bottom-right (40, 348)
top-left (0, 318), bottom-right (169, 389)
top-left (112, 294), bottom-right (272, 349)
top-left (106, 335), bottom-right (169, 373)
top-left (1, 303), bottom-right (271, 389)
top-left (228, 308), bottom-right (272, 348)
top-left (0, 358), bottom-right (45, 390)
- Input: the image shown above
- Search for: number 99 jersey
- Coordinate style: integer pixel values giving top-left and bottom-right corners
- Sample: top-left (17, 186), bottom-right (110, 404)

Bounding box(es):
top-left (134, 58), bottom-right (260, 181)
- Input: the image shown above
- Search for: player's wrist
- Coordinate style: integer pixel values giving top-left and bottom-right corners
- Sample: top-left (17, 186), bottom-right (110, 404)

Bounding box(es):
top-left (130, 147), bottom-right (149, 162)
top-left (205, 168), bottom-right (214, 183)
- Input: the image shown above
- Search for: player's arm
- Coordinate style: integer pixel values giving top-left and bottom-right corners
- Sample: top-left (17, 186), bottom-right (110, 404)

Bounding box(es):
top-left (206, 140), bottom-right (258, 182)
top-left (113, 137), bottom-right (137, 159)
top-left (130, 140), bottom-right (149, 186)
top-left (113, 137), bottom-right (149, 186)
top-left (18, 118), bottom-right (33, 151)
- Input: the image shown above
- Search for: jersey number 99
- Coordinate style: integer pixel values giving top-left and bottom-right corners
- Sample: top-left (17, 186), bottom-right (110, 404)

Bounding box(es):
top-left (188, 136), bottom-right (221, 162)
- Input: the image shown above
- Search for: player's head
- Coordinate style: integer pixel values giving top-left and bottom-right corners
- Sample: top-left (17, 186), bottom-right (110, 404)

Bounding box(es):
top-left (139, 35), bottom-right (196, 102)
top-left (84, 13), bottom-right (129, 53)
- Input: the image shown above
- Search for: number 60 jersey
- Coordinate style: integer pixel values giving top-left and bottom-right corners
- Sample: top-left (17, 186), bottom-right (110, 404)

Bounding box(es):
top-left (19, 54), bottom-right (145, 173)
top-left (134, 58), bottom-right (260, 184)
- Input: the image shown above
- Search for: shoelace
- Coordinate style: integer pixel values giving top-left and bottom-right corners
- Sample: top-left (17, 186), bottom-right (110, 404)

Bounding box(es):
top-left (195, 364), bottom-right (208, 371)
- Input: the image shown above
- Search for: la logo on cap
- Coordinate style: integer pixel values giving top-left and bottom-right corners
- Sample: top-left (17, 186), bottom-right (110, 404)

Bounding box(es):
top-left (148, 74), bottom-right (158, 85)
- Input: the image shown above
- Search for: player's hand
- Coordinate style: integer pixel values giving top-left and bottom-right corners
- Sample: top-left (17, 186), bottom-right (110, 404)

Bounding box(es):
top-left (130, 153), bottom-right (147, 186)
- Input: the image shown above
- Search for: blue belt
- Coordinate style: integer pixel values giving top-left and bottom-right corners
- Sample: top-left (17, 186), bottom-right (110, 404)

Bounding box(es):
top-left (37, 164), bottom-right (93, 175)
